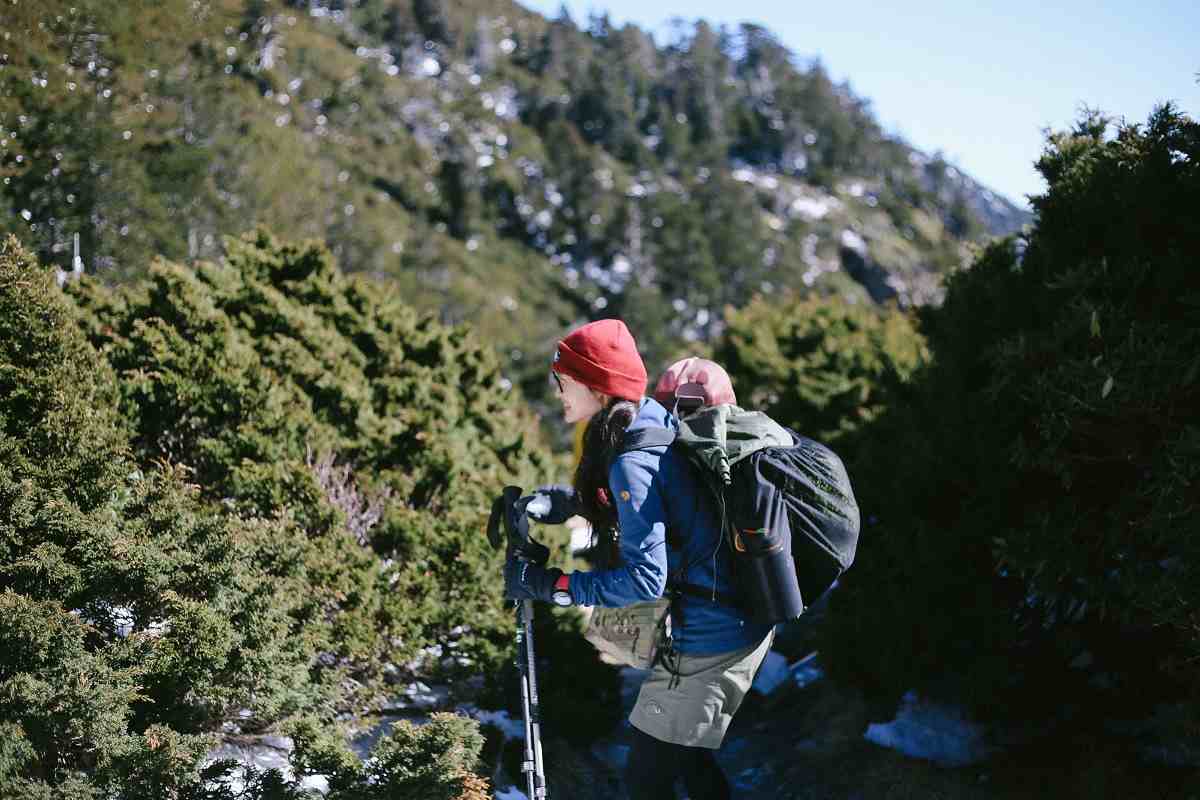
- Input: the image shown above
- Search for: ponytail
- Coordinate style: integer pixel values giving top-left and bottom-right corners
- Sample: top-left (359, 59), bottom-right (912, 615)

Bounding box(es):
top-left (573, 398), bottom-right (639, 566)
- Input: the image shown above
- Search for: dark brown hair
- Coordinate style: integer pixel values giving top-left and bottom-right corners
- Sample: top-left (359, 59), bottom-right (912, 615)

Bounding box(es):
top-left (573, 398), bottom-right (639, 567)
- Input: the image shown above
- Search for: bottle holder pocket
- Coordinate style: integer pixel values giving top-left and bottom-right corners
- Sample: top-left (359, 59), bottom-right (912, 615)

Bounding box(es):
top-left (735, 527), bottom-right (804, 623)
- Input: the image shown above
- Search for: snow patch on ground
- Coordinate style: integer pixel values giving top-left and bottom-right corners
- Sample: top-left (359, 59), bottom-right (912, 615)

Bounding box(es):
top-left (387, 680), bottom-right (451, 710)
top-left (731, 166), bottom-right (782, 191)
top-left (495, 786), bottom-right (529, 800)
top-left (751, 651), bottom-right (790, 695)
top-left (864, 690), bottom-right (996, 766)
top-left (203, 738), bottom-right (329, 795)
top-left (789, 195), bottom-right (834, 220)
top-left (840, 229), bottom-right (868, 256)
top-left (791, 652), bottom-right (825, 689)
top-left (461, 705), bottom-right (527, 740)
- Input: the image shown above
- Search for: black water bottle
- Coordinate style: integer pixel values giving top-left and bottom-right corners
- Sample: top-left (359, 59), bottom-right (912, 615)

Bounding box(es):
top-left (734, 519), bottom-right (804, 624)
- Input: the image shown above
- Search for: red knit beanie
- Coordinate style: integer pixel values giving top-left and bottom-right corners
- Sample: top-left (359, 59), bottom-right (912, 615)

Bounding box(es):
top-left (552, 319), bottom-right (647, 401)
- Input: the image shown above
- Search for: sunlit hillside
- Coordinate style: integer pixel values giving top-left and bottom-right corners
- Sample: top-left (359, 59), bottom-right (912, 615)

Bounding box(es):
top-left (1, 0), bottom-right (1029, 411)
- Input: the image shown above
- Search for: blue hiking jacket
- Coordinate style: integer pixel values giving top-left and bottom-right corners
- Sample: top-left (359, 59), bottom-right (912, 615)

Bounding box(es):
top-left (567, 398), bottom-right (774, 655)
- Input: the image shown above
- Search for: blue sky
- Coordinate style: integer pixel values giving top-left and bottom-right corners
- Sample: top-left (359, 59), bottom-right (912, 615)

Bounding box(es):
top-left (520, 0), bottom-right (1199, 209)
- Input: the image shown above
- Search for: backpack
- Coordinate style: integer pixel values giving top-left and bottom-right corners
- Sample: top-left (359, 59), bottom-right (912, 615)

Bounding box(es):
top-left (618, 404), bottom-right (860, 624)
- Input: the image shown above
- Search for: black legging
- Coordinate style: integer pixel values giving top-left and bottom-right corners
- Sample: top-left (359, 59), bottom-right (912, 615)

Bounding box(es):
top-left (624, 725), bottom-right (731, 800)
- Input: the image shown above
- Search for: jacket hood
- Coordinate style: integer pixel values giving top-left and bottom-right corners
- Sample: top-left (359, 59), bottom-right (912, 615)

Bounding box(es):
top-left (676, 404), bottom-right (793, 485)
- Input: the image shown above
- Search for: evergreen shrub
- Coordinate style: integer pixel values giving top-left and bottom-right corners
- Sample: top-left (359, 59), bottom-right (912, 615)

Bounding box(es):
top-left (1, 234), bottom-right (269, 795)
top-left (2, 230), bottom-right (613, 794)
top-left (821, 106), bottom-right (1200, 719)
top-left (65, 227), bottom-right (557, 686)
top-left (713, 292), bottom-right (927, 445)
top-left (286, 713), bottom-right (490, 800)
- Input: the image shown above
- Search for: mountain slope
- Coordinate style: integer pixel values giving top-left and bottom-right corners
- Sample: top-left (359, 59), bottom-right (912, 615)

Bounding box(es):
top-left (1, 0), bottom-right (1031, 404)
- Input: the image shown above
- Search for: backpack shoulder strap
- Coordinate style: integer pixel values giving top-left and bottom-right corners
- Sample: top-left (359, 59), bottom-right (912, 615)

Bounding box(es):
top-left (617, 427), bottom-right (677, 455)
top-left (616, 427), bottom-right (741, 609)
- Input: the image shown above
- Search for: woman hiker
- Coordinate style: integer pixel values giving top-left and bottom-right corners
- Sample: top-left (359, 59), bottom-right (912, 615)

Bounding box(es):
top-left (502, 318), bottom-right (775, 800)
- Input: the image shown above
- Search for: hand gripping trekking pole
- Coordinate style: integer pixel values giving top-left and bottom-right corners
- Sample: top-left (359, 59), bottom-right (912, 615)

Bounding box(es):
top-left (488, 485), bottom-right (551, 799)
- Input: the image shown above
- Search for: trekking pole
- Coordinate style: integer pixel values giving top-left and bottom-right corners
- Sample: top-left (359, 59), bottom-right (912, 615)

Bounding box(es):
top-left (516, 597), bottom-right (549, 798)
top-left (488, 486), bottom-right (551, 799)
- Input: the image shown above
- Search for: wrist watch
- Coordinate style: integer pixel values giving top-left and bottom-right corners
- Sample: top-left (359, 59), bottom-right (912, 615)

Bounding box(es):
top-left (551, 573), bottom-right (572, 607)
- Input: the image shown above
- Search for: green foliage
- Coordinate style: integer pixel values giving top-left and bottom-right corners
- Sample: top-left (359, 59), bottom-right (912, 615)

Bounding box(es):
top-left (1, 234), bottom-right (235, 795)
top-left (66, 226), bottom-right (557, 681)
top-left (2, 231), bottom-right (562, 794)
top-left (1, 0), bottom-right (1025, 442)
top-left (822, 105), bottom-right (1200, 718)
top-left (289, 713), bottom-right (490, 800)
top-left (713, 292), bottom-right (927, 444)
top-left (0, 1), bottom-right (222, 280)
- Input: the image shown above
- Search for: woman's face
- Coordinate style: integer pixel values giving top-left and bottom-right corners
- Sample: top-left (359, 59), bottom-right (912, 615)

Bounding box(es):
top-left (552, 370), bottom-right (605, 424)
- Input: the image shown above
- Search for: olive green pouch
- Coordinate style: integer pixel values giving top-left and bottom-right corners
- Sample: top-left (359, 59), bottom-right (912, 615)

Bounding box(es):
top-left (582, 597), bottom-right (672, 669)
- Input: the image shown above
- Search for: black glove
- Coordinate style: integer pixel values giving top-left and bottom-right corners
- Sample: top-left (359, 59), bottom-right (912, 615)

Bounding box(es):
top-left (511, 536), bottom-right (550, 567)
top-left (518, 484), bottom-right (581, 525)
top-left (504, 557), bottom-right (564, 604)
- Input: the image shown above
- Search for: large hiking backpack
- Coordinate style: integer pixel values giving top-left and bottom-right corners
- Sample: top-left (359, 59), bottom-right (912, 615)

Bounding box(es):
top-left (619, 404), bottom-right (860, 624)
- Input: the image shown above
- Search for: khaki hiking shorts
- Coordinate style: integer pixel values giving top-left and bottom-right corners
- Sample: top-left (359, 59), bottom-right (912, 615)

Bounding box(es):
top-left (629, 628), bottom-right (775, 749)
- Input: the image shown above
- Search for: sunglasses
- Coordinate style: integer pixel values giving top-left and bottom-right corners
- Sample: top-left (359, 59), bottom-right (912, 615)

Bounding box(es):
top-left (550, 371), bottom-right (564, 393)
